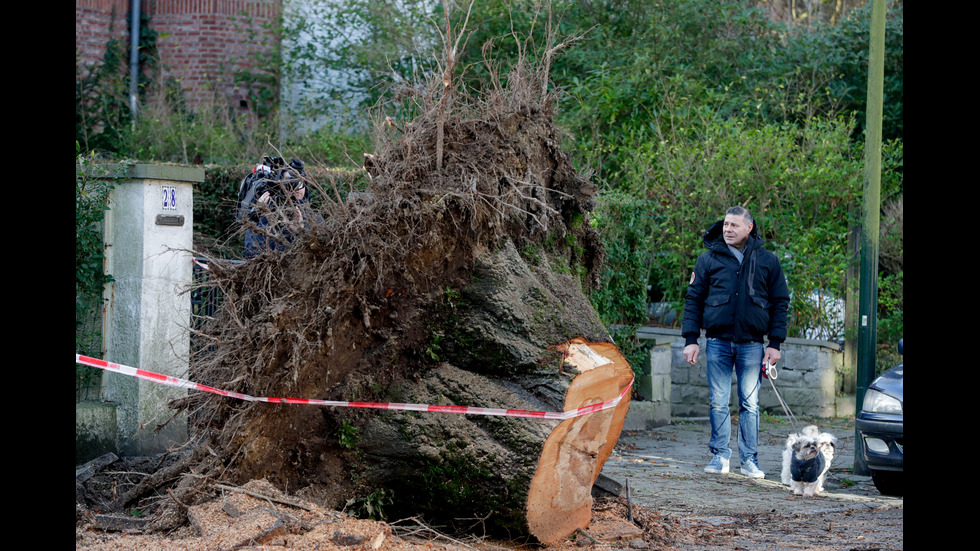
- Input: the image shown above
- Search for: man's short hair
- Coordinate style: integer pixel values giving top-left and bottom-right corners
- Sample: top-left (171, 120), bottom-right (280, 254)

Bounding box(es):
top-left (726, 206), bottom-right (754, 226)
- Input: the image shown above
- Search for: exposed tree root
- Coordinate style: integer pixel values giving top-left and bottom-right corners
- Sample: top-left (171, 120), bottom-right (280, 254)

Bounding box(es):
top-left (153, 6), bottom-right (618, 542)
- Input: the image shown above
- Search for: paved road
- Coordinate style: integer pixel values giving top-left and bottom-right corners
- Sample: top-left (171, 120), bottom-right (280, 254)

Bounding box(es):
top-left (597, 415), bottom-right (903, 550)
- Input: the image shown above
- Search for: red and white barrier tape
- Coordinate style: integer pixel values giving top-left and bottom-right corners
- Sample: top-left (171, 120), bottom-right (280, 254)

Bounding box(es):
top-left (75, 354), bottom-right (632, 421)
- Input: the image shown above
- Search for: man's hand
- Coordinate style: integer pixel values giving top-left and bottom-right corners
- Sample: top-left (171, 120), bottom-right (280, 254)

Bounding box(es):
top-left (683, 344), bottom-right (700, 365)
top-left (762, 347), bottom-right (781, 368)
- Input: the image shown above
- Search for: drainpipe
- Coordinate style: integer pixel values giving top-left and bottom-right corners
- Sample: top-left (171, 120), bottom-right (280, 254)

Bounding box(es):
top-left (129, 0), bottom-right (141, 124)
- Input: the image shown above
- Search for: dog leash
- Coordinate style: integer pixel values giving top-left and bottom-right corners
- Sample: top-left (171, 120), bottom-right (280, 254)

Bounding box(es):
top-left (764, 361), bottom-right (801, 432)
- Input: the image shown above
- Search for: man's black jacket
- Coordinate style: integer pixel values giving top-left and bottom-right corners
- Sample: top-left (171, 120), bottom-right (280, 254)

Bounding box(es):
top-left (682, 220), bottom-right (790, 349)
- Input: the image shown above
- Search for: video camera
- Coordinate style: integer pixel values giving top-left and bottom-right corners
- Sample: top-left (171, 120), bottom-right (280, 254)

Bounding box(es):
top-left (236, 156), bottom-right (308, 222)
top-left (254, 156), bottom-right (307, 207)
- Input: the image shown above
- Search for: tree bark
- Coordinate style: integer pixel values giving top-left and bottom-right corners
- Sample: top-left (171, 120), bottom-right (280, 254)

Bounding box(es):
top-left (353, 242), bottom-right (631, 542)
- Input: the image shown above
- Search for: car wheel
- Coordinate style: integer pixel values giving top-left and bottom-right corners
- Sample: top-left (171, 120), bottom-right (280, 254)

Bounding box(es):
top-left (871, 469), bottom-right (903, 497)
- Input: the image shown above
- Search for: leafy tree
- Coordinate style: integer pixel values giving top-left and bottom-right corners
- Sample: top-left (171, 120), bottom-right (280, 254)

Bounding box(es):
top-left (756, 1), bottom-right (904, 141)
top-left (593, 115), bottom-right (867, 339)
top-left (279, 0), bottom-right (439, 133)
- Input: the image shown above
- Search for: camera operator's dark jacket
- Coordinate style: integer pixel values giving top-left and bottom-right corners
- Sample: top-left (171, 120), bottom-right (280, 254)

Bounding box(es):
top-left (682, 220), bottom-right (790, 349)
top-left (243, 197), bottom-right (309, 259)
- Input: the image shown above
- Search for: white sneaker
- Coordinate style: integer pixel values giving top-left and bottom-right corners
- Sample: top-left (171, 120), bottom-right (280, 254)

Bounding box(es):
top-left (704, 455), bottom-right (730, 474)
top-left (740, 460), bottom-right (765, 479)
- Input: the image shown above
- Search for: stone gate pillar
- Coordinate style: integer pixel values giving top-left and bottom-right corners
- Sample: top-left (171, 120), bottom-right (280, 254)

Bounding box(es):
top-left (100, 163), bottom-right (203, 456)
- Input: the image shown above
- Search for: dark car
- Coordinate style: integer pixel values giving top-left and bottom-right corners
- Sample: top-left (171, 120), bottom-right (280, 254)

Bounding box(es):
top-left (856, 339), bottom-right (903, 496)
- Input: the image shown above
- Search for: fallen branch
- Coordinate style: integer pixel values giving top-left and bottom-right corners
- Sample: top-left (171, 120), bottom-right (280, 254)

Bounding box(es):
top-left (120, 446), bottom-right (204, 507)
top-left (390, 516), bottom-right (481, 550)
top-left (167, 488), bottom-right (189, 510)
top-left (576, 528), bottom-right (600, 545)
top-left (214, 483), bottom-right (316, 512)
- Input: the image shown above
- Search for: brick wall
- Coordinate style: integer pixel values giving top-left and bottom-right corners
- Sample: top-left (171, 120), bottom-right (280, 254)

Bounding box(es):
top-left (76, 0), bottom-right (131, 70)
top-left (76, 0), bottom-right (282, 110)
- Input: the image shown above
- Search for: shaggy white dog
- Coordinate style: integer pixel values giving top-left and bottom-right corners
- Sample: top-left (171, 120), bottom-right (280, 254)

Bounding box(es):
top-left (780, 425), bottom-right (837, 497)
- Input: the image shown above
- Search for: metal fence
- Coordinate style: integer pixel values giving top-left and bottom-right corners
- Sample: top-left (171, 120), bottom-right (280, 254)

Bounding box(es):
top-left (191, 257), bottom-right (242, 331)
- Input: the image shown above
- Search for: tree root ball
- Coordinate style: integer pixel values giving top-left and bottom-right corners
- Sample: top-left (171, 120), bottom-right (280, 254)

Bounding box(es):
top-left (175, 41), bottom-right (627, 544)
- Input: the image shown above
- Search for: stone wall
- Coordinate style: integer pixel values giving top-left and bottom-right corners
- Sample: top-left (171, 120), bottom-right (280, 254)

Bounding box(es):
top-left (624, 341), bottom-right (672, 430)
top-left (635, 327), bottom-right (848, 420)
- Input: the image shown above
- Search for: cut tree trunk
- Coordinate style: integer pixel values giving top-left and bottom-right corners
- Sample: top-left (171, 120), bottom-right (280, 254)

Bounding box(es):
top-left (527, 341), bottom-right (633, 544)
top-left (351, 242), bottom-right (631, 543)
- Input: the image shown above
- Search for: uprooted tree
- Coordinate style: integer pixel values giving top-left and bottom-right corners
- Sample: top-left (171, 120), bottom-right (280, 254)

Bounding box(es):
top-left (147, 12), bottom-right (633, 544)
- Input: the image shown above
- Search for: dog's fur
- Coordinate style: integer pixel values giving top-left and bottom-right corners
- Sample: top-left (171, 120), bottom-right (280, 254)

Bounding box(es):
top-left (780, 425), bottom-right (837, 497)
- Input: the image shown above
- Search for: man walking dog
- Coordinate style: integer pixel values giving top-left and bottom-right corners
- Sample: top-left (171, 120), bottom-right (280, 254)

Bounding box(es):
top-left (682, 206), bottom-right (790, 478)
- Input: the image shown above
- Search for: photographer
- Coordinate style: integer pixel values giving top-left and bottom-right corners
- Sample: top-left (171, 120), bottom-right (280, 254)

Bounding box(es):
top-left (238, 157), bottom-right (311, 259)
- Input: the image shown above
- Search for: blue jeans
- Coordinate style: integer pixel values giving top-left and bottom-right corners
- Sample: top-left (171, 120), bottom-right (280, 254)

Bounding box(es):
top-left (705, 338), bottom-right (763, 465)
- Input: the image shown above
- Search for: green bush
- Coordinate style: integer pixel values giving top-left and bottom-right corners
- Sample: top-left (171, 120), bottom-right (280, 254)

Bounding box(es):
top-left (76, 146), bottom-right (133, 396)
top-left (594, 115), bottom-right (865, 340)
top-left (876, 270), bottom-right (903, 373)
top-left (551, 0), bottom-right (903, 358)
top-left (76, 37), bottom-right (131, 157)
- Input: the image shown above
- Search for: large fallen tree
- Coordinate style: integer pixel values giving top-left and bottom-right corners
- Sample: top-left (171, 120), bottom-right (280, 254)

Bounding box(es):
top-left (159, 15), bottom-right (633, 544)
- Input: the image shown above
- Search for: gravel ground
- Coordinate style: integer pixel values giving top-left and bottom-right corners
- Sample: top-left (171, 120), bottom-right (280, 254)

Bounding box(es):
top-left (598, 416), bottom-right (903, 550)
